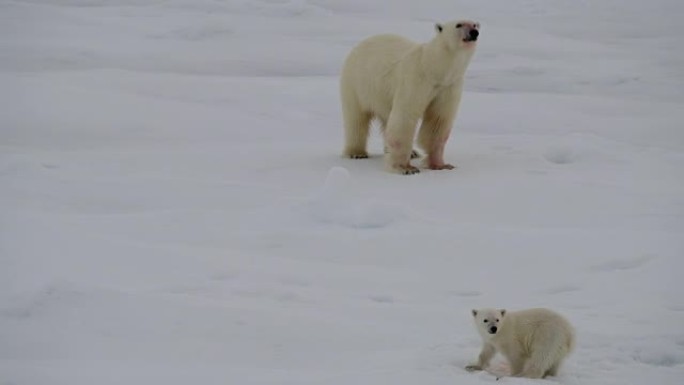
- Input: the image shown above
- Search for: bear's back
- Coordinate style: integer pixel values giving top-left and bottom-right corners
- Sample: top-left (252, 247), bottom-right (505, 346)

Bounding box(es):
top-left (341, 34), bottom-right (420, 112)
top-left (343, 34), bottom-right (418, 77)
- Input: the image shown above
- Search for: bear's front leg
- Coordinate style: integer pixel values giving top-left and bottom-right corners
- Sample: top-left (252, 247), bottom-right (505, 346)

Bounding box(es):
top-left (466, 343), bottom-right (495, 372)
top-left (418, 85), bottom-right (461, 170)
top-left (384, 84), bottom-right (433, 175)
top-left (426, 137), bottom-right (454, 170)
top-left (385, 112), bottom-right (422, 175)
top-left (383, 146), bottom-right (422, 159)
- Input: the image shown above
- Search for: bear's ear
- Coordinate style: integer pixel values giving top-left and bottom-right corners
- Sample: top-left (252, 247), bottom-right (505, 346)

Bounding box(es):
top-left (435, 23), bottom-right (443, 33)
top-left (471, 309), bottom-right (478, 317)
top-left (500, 309), bottom-right (507, 317)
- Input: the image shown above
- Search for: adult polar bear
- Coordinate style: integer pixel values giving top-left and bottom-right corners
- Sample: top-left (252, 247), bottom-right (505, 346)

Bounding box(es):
top-left (340, 20), bottom-right (480, 174)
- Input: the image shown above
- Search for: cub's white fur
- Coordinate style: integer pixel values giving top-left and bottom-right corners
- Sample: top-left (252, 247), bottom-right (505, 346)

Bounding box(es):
top-left (466, 308), bottom-right (575, 378)
top-left (339, 20), bottom-right (479, 174)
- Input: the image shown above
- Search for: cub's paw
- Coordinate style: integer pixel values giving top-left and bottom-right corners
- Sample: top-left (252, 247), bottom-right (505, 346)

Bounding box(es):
top-left (465, 364), bottom-right (483, 372)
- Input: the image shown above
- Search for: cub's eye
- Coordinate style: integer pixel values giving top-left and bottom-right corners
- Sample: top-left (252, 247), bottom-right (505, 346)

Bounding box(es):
top-left (483, 319), bottom-right (488, 323)
top-left (456, 23), bottom-right (462, 28)
top-left (496, 319), bottom-right (499, 322)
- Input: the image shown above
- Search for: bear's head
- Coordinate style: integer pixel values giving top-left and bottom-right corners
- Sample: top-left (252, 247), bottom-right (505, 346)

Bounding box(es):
top-left (435, 20), bottom-right (480, 50)
top-left (471, 308), bottom-right (505, 340)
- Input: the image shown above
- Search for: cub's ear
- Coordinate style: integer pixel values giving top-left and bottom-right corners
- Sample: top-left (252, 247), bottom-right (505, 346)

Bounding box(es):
top-left (471, 309), bottom-right (478, 317)
top-left (500, 309), bottom-right (507, 317)
top-left (435, 23), bottom-right (443, 33)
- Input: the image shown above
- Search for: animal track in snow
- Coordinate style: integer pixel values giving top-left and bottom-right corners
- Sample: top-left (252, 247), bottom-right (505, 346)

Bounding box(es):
top-left (543, 146), bottom-right (577, 165)
top-left (449, 290), bottom-right (482, 297)
top-left (0, 282), bottom-right (81, 319)
top-left (209, 271), bottom-right (240, 281)
top-left (542, 285), bottom-right (581, 295)
top-left (232, 288), bottom-right (309, 304)
top-left (369, 295), bottom-right (395, 304)
top-left (630, 348), bottom-right (684, 367)
top-left (588, 255), bottom-right (655, 272)
top-left (278, 276), bottom-right (311, 288)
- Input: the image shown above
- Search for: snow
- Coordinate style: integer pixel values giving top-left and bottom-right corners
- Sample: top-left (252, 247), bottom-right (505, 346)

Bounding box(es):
top-left (1, 0), bottom-right (683, 384)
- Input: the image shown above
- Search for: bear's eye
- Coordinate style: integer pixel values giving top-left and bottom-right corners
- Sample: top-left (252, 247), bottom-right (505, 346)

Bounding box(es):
top-left (483, 319), bottom-right (488, 323)
top-left (496, 319), bottom-right (499, 322)
top-left (456, 23), bottom-right (462, 28)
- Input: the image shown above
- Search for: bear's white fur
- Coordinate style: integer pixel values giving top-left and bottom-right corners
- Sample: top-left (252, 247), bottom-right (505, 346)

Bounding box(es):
top-left (339, 20), bottom-right (480, 174)
top-left (466, 308), bottom-right (575, 379)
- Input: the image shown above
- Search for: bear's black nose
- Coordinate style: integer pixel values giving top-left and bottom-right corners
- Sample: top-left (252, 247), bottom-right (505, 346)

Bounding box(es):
top-left (469, 29), bottom-right (479, 39)
top-left (489, 326), bottom-right (497, 334)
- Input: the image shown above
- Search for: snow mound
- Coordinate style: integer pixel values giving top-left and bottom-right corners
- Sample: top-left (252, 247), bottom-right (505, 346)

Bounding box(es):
top-left (300, 167), bottom-right (407, 229)
top-left (239, 167), bottom-right (409, 233)
top-left (629, 338), bottom-right (684, 368)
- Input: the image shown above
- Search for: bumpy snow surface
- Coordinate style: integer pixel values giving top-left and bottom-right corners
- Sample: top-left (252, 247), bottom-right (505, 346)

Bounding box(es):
top-left (1, 1), bottom-right (683, 384)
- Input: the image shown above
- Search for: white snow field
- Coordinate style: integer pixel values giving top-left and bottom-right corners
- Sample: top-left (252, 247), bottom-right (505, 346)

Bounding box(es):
top-left (2, 0), bottom-right (684, 384)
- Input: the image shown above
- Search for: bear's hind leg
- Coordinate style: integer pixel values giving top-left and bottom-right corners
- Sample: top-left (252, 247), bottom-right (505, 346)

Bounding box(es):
top-left (544, 362), bottom-right (560, 378)
top-left (520, 339), bottom-right (559, 378)
top-left (520, 363), bottom-right (545, 379)
top-left (341, 96), bottom-right (372, 159)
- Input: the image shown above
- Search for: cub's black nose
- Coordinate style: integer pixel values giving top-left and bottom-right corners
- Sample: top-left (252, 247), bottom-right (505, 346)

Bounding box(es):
top-left (489, 326), bottom-right (497, 333)
top-left (470, 29), bottom-right (479, 39)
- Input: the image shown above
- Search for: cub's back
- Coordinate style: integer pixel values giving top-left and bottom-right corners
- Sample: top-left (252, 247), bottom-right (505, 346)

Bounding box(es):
top-left (513, 308), bottom-right (574, 348)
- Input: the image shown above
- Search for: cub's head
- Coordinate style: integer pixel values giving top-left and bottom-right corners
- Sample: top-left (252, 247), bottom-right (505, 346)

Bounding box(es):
top-left (471, 308), bottom-right (505, 340)
top-left (435, 20), bottom-right (480, 50)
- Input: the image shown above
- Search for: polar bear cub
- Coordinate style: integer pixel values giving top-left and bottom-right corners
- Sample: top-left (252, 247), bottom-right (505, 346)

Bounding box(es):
top-left (466, 308), bottom-right (575, 378)
top-left (339, 20), bottom-right (480, 174)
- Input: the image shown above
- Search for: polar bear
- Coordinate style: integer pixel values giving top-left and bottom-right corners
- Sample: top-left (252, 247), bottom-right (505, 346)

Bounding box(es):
top-left (466, 308), bottom-right (575, 379)
top-left (339, 20), bottom-right (479, 174)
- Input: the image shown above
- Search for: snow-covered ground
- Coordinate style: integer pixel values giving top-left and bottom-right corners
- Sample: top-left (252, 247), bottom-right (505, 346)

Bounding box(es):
top-left (2, 1), bottom-right (684, 384)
